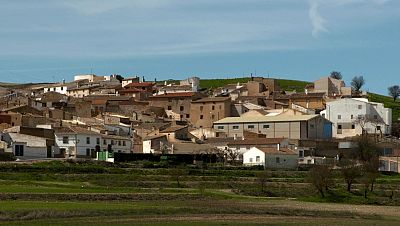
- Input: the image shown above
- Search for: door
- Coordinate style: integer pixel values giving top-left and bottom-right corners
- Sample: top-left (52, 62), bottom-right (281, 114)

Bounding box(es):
top-left (47, 146), bottom-right (52, 158)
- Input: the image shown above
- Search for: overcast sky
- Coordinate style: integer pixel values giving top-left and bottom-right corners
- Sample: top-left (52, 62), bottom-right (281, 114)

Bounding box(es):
top-left (0, 0), bottom-right (399, 94)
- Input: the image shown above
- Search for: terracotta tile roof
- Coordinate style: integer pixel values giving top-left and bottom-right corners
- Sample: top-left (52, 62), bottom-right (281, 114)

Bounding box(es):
top-left (125, 82), bottom-right (155, 88)
top-left (192, 97), bottom-right (231, 103)
top-left (55, 126), bottom-right (100, 135)
top-left (150, 92), bottom-right (195, 98)
top-left (258, 147), bottom-right (296, 155)
top-left (160, 125), bottom-right (187, 133)
top-left (228, 138), bottom-right (286, 146)
top-left (119, 88), bottom-right (144, 93)
top-left (92, 99), bottom-right (108, 105)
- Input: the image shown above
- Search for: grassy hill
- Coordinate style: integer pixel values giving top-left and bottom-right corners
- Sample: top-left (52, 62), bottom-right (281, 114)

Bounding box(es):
top-left (199, 77), bottom-right (311, 92)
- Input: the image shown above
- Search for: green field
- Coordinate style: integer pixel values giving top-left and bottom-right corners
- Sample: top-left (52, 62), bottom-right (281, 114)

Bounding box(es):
top-left (0, 162), bottom-right (399, 225)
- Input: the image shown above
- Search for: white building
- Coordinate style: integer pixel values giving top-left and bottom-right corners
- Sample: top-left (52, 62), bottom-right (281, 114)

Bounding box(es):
top-left (101, 134), bottom-right (132, 153)
top-left (243, 146), bottom-right (298, 169)
top-left (324, 98), bottom-right (392, 138)
top-left (54, 127), bottom-right (101, 158)
top-left (43, 84), bottom-right (68, 95)
top-left (1, 133), bottom-right (51, 159)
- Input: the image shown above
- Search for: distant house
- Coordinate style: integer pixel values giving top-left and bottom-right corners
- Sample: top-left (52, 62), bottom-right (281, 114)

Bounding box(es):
top-left (121, 76), bottom-right (140, 87)
top-left (191, 97), bottom-right (232, 129)
top-left (324, 98), bottom-right (392, 138)
top-left (312, 76), bottom-right (352, 97)
top-left (227, 138), bottom-right (290, 156)
top-left (54, 126), bottom-right (101, 159)
top-left (1, 132), bottom-right (52, 159)
top-left (149, 92), bottom-right (203, 121)
top-left (243, 146), bottom-right (298, 169)
top-left (214, 114), bottom-right (332, 140)
top-left (142, 135), bottom-right (168, 154)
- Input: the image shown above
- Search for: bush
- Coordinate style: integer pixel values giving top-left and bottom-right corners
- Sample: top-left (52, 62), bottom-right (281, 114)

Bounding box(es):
top-left (0, 152), bottom-right (16, 161)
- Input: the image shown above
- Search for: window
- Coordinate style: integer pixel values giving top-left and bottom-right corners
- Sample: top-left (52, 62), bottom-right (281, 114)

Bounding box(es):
top-left (86, 148), bottom-right (90, 156)
top-left (310, 124), bottom-right (314, 129)
top-left (233, 126), bottom-right (239, 130)
top-left (338, 125), bottom-right (342, 129)
top-left (103, 139), bottom-right (107, 145)
top-left (15, 145), bottom-right (24, 156)
top-left (219, 105), bottom-right (222, 110)
top-left (186, 114), bottom-right (190, 118)
top-left (263, 125), bottom-right (270, 129)
top-left (167, 106), bottom-right (172, 110)
top-left (61, 87), bottom-right (63, 90)
top-left (96, 138), bottom-right (100, 145)
top-left (111, 140), bottom-right (115, 145)
top-left (377, 126), bottom-right (381, 130)
top-left (246, 146), bottom-right (250, 150)
top-left (247, 125), bottom-right (255, 129)
top-left (118, 141), bottom-right (121, 146)
top-left (351, 115), bottom-right (353, 119)
top-left (212, 106), bottom-right (215, 110)
top-left (123, 141), bottom-right (126, 146)
top-left (211, 114), bottom-right (215, 120)
top-left (352, 124), bottom-right (355, 129)
top-left (358, 115), bottom-right (363, 119)
top-left (374, 115), bottom-right (378, 119)
top-left (358, 105), bottom-right (362, 109)
top-left (276, 157), bottom-right (280, 164)
top-left (180, 106), bottom-right (184, 111)
top-left (338, 115), bottom-right (341, 119)
top-left (200, 106), bottom-right (204, 111)
top-left (86, 137), bottom-right (90, 144)
top-left (217, 126), bottom-right (224, 130)
top-left (200, 115), bottom-right (204, 119)
top-left (249, 158), bottom-right (253, 163)
top-left (256, 156), bottom-right (260, 162)
top-left (63, 136), bottom-right (69, 144)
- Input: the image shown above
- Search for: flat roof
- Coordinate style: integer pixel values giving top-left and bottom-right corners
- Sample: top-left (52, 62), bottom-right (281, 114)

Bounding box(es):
top-left (214, 114), bottom-right (320, 124)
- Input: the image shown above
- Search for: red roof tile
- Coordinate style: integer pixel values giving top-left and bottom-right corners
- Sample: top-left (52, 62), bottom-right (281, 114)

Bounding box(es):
top-left (125, 82), bottom-right (155, 88)
top-left (149, 92), bottom-right (195, 98)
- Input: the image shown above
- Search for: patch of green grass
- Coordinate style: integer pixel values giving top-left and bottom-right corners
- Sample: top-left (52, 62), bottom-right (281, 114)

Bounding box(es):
top-left (277, 79), bottom-right (311, 92)
top-left (200, 77), bottom-right (251, 89)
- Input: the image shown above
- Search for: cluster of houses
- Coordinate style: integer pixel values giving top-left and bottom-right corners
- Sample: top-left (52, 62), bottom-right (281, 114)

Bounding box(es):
top-left (0, 74), bottom-right (397, 171)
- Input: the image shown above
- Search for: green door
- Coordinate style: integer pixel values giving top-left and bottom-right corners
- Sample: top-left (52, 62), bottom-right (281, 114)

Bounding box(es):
top-left (98, 151), bottom-right (107, 161)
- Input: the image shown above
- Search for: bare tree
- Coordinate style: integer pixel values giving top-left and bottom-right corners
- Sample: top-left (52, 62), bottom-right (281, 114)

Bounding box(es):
top-left (226, 148), bottom-right (241, 165)
top-left (351, 76), bottom-right (365, 93)
top-left (330, 71), bottom-right (342, 80)
top-left (388, 85), bottom-right (400, 102)
top-left (308, 165), bottom-right (333, 198)
top-left (170, 167), bottom-right (187, 188)
top-left (256, 171), bottom-right (270, 193)
top-left (340, 160), bottom-right (361, 192)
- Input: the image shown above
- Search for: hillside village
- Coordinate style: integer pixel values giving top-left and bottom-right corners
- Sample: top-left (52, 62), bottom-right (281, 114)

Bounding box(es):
top-left (0, 74), bottom-right (398, 173)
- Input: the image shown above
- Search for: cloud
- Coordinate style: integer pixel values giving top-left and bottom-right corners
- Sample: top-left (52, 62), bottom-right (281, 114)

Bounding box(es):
top-left (309, 0), bottom-right (328, 38)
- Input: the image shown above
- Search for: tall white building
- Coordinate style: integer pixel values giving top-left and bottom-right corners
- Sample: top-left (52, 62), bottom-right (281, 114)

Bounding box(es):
top-left (324, 98), bottom-right (392, 138)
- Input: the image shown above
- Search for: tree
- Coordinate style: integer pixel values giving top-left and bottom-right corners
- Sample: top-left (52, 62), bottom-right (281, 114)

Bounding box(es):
top-left (363, 157), bottom-right (380, 192)
top-left (388, 85), bottom-right (400, 102)
top-left (256, 171), bottom-right (270, 193)
top-left (170, 167), bottom-right (187, 188)
top-left (308, 165), bottom-right (333, 198)
top-left (351, 76), bottom-right (365, 93)
top-left (225, 148), bottom-right (241, 165)
top-left (330, 71), bottom-right (342, 80)
top-left (355, 136), bottom-right (378, 162)
top-left (115, 75), bottom-right (124, 83)
top-left (340, 160), bottom-right (361, 192)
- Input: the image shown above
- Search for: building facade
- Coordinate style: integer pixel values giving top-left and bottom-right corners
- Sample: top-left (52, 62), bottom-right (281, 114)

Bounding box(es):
top-left (324, 98), bottom-right (392, 138)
